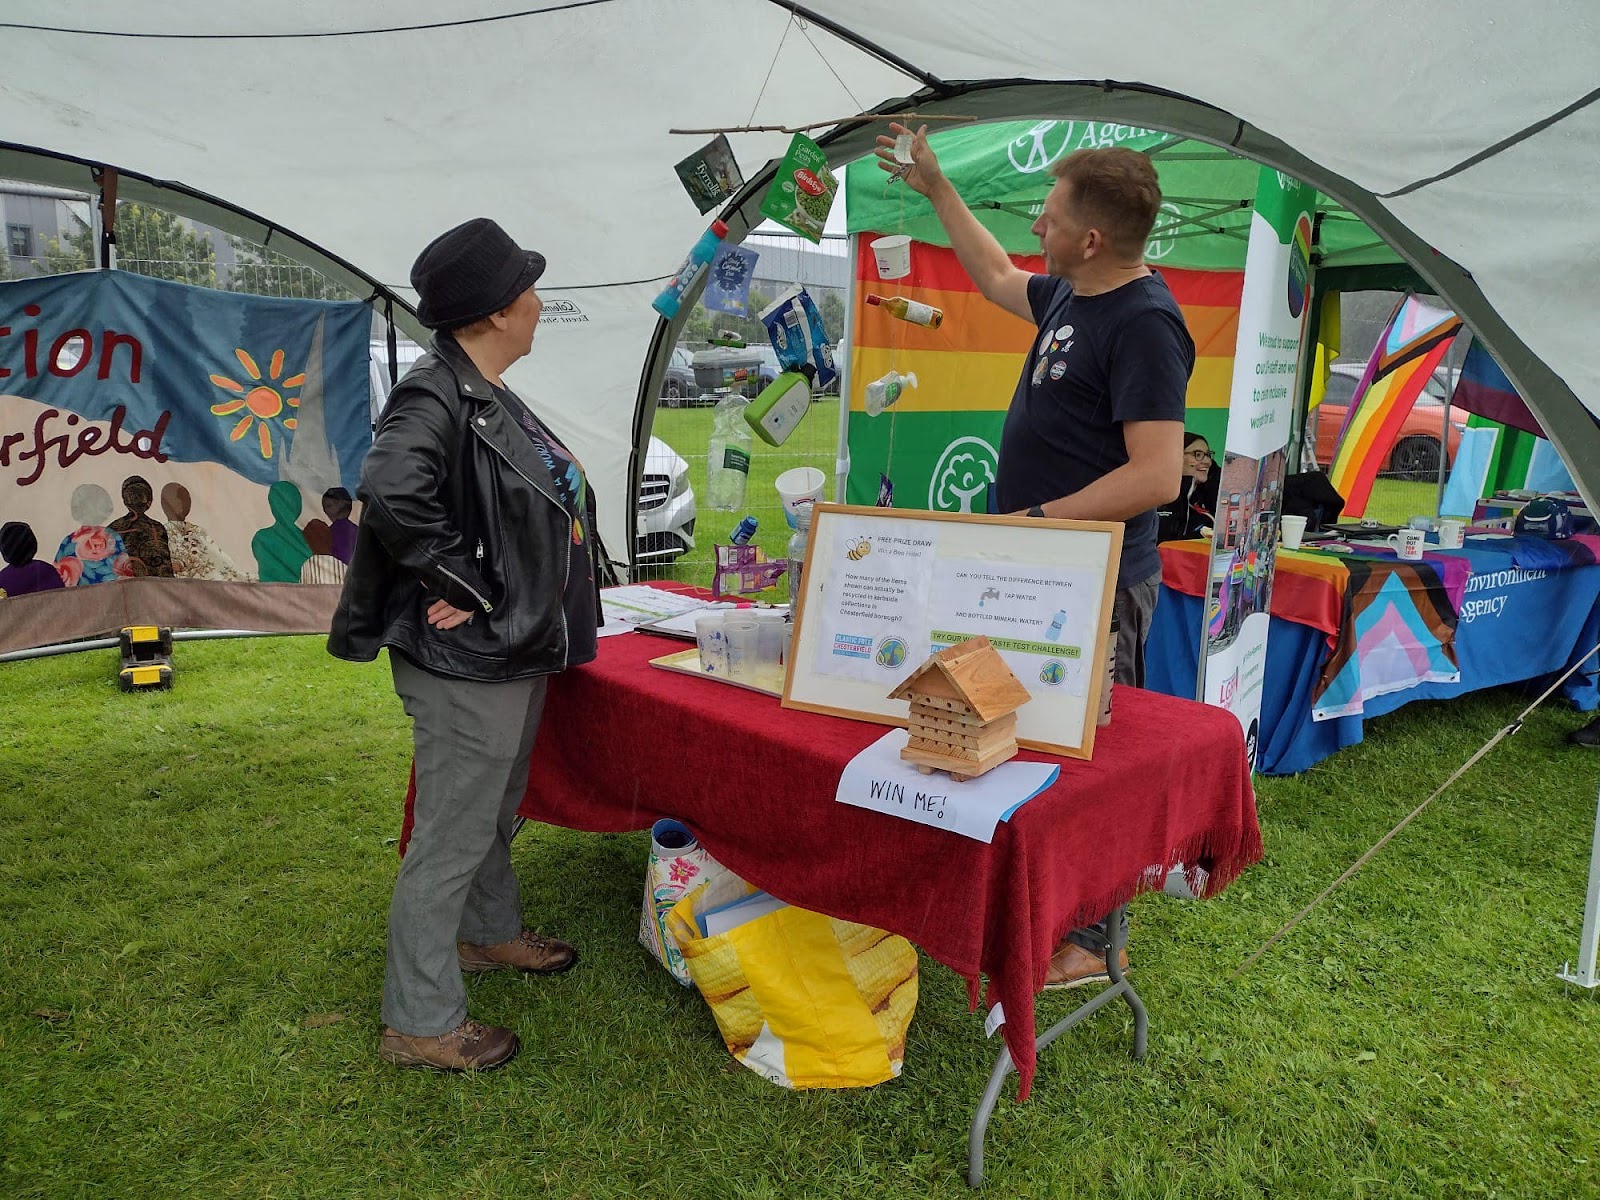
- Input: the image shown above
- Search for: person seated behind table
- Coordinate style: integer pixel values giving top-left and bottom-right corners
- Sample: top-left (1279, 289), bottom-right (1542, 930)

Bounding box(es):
top-left (1156, 432), bottom-right (1219, 541)
top-left (0, 521), bottom-right (66, 596)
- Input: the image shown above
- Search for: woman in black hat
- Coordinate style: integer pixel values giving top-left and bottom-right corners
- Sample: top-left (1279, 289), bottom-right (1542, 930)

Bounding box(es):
top-left (330, 218), bottom-right (601, 1072)
top-left (0, 522), bottom-right (66, 596)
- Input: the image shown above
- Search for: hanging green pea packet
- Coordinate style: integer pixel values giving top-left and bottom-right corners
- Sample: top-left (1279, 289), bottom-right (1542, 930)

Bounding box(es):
top-left (759, 133), bottom-right (838, 243)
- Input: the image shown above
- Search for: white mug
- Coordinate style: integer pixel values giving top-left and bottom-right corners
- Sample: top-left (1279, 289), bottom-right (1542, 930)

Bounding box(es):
top-left (1437, 519), bottom-right (1465, 549)
top-left (1388, 528), bottom-right (1426, 560)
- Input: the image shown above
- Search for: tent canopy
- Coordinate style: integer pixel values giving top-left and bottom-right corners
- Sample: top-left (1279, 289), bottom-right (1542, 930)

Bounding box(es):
top-left (2, 1), bottom-right (1597, 558)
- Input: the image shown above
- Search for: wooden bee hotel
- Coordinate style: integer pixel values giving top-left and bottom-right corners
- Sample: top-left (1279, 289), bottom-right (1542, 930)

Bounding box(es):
top-left (889, 636), bottom-right (1032, 781)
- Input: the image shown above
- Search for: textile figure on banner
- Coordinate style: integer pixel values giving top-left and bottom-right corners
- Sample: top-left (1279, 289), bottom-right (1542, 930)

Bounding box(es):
top-left (110, 474), bottom-right (174, 577)
top-left (252, 480), bottom-right (314, 583)
top-left (0, 521), bottom-right (65, 597)
top-left (160, 482), bottom-right (246, 581)
top-left (54, 483), bottom-right (133, 587)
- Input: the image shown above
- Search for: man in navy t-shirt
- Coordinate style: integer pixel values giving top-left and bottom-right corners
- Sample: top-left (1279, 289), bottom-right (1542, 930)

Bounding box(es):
top-left (878, 125), bottom-right (1194, 989)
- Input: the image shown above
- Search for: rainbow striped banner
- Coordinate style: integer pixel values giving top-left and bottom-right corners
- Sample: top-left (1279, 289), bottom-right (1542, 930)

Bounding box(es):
top-left (846, 238), bottom-right (1242, 510)
top-left (1327, 295), bottom-right (1462, 515)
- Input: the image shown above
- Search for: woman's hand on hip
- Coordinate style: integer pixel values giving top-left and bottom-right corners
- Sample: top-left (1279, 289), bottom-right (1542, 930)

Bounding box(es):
top-left (426, 598), bottom-right (474, 630)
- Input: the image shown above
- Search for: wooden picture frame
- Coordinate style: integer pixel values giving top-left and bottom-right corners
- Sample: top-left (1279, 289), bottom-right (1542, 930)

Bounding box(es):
top-left (781, 504), bottom-right (1124, 759)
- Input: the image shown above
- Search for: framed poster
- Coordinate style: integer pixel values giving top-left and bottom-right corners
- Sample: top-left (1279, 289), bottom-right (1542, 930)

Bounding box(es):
top-left (782, 504), bottom-right (1123, 759)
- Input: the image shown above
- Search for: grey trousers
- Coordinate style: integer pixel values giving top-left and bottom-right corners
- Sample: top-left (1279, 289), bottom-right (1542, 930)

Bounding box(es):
top-left (383, 653), bottom-right (549, 1036)
top-left (1067, 571), bottom-right (1159, 955)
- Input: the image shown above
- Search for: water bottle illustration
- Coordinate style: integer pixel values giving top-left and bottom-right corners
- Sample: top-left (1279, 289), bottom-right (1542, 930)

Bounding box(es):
top-left (1046, 609), bottom-right (1067, 642)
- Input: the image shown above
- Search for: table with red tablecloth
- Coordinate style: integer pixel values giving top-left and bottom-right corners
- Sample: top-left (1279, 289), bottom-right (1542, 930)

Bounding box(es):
top-left (506, 623), bottom-right (1261, 1102)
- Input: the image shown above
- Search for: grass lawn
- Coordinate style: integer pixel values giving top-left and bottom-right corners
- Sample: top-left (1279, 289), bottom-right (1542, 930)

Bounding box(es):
top-left (2, 637), bottom-right (1598, 1199)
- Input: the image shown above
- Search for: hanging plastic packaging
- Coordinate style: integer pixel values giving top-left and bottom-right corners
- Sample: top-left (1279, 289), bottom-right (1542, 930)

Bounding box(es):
top-left (863, 370), bottom-right (918, 416)
top-left (759, 286), bottom-right (837, 391)
top-left (745, 366), bottom-right (813, 447)
top-left (706, 393), bottom-right (753, 510)
top-left (703, 242), bottom-right (760, 317)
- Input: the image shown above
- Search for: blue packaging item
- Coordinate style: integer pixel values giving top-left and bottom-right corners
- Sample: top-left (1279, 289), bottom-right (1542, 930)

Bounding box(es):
top-left (653, 220), bottom-right (728, 320)
top-left (729, 515), bottom-right (758, 544)
top-left (758, 285), bottom-right (837, 391)
top-left (703, 243), bottom-right (760, 316)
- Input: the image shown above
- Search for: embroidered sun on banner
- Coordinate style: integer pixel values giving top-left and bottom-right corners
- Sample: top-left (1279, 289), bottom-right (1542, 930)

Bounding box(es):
top-left (209, 346), bottom-right (307, 459)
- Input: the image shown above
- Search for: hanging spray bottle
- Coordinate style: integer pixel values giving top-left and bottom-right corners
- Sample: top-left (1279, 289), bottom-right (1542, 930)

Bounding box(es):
top-left (863, 370), bottom-right (918, 417)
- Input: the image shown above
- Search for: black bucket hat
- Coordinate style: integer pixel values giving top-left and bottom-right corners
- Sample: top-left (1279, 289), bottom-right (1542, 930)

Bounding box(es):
top-left (410, 218), bottom-right (546, 330)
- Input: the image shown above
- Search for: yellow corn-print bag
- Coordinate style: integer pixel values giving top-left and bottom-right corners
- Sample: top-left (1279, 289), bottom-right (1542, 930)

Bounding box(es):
top-left (666, 872), bottom-right (918, 1090)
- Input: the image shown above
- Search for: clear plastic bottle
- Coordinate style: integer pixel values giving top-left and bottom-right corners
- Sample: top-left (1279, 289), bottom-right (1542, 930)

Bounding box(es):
top-left (786, 504), bottom-right (813, 607)
top-left (706, 392), bottom-right (753, 511)
top-left (863, 370), bottom-right (918, 416)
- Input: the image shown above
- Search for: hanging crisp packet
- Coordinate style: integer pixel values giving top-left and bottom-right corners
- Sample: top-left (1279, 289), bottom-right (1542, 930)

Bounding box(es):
top-left (759, 133), bottom-right (838, 243)
top-left (675, 134), bottom-right (746, 215)
top-left (702, 243), bottom-right (760, 316)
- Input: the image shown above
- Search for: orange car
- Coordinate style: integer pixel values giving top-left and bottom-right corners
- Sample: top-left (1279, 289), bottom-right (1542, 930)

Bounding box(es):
top-left (1310, 363), bottom-right (1465, 481)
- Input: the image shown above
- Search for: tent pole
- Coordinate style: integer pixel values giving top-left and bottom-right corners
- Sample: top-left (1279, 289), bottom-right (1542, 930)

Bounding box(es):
top-left (833, 233), bottom-right (858, 505)
top-left (1558, 779), bottom-right (1600, 990)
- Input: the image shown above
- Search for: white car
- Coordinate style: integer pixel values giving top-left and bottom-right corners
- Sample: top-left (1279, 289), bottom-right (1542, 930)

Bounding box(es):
top-left (635, 435), bottom-right (696, 563)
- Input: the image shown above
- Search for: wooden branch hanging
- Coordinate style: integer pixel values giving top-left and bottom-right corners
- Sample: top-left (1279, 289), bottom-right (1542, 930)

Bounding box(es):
top-left (670, 112), bottom-right (978, 136)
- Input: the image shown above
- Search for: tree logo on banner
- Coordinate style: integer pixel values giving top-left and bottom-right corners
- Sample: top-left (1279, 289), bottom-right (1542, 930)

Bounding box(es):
top-left (1007, 122), bottom-right (1074, 174)
top-left (208, 347), bottom-right (304, 459)
top-left (1144, 201), bottom-right (1184, 261)
top-left (929, 436), bottom-right (998, 513)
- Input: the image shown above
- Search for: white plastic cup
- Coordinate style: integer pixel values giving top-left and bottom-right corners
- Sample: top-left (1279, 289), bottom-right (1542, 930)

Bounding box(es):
top-left (775, 466), bottom-right (826, 529)
top-left (752, 611), bottom-right (786, 683)
top-left (1388, 529), bottom-right (1426, 560)
top-left (1280, 514), bottom-right (1307, 549)
top-left (870, 234), bottom-right (912, 280)
top-left (723, 616), bottom-right (758, 681)
top-left (694, 612), bottom-right (729, 675)
top-left (1437, 519), bottom-right (1465, 549)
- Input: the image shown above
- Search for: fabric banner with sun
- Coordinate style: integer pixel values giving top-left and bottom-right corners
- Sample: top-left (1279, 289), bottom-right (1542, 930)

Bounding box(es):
top-left (845, 238), bottom-right (1242, 511)
top-left (0, 270), bottom-right (371, 651)
top-left (1327, 294), bottom-right (1463, 516)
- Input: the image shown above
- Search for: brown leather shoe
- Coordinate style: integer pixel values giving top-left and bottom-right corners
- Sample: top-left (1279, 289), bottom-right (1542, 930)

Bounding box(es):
top-left (1043, 940), bottom-right (1131, 991)
top-left (458, 929), bottom-right (578, 976)
top-left (379, 1018), bottom-right (519, 1071)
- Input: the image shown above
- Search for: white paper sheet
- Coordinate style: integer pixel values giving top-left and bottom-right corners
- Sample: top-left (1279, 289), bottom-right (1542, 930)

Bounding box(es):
top-left (599, 585), bottom-right (723, 636)
top-left (834, 729), bottom-right (1059, 843)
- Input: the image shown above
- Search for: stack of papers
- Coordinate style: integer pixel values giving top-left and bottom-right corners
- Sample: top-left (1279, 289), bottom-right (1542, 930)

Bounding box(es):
top-left (697, 889), bottom-right (788, 938)
top-left (598, 585), bottom-right (724, 637)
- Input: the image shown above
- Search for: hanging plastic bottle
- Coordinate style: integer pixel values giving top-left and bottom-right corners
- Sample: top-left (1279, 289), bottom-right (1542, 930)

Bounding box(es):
top-left (729, 515), bottom-right (758, 545)
top-left (865, 293), bottom-right (943, 328)
top-left (786, 503), bottom-right (813, 607)
top-left (652, 220), bottom-right (729, 320)
top-left (863, 370), bottom-right (918, 416)
top-left (705, 392), bottom-right (753, 511)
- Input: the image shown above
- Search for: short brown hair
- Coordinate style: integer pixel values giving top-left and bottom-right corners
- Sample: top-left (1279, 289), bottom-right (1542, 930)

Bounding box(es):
top-left (1050, 148), bottom-right (1162, 258)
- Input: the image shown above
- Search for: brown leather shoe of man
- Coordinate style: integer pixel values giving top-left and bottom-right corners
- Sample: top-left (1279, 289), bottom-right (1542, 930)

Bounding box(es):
top-left (1042, 940), bottom-right (1131, 991)
top-left (457, 929), bottom-right (578, 976)
top-left (379, 1018), bottom-right (519, 1071)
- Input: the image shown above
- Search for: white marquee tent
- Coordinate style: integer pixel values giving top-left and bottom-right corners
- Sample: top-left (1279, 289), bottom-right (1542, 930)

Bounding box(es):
top-left (2, 1), bottom-right (1598, 977)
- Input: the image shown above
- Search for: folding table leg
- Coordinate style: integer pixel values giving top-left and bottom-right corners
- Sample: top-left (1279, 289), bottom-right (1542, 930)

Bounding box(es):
top-left (965, 905), bottom-right (1148, 1187)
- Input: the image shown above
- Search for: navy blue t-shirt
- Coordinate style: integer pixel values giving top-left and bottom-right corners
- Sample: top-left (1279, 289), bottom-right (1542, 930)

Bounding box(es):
top-left (996, 273), bottom-right (1194, 591)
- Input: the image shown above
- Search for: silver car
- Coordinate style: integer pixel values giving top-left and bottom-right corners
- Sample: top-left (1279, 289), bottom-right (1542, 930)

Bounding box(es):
top-left (635, 435), bottom-right (696, 563)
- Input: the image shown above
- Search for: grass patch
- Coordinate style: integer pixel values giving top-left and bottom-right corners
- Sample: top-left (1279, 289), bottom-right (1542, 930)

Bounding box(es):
top-left (2, 636), bottom-right (1599, 1197)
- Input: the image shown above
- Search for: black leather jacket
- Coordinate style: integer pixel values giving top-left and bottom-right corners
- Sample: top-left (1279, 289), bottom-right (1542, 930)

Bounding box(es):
top-left (327, 334), bottom-right (601, 681)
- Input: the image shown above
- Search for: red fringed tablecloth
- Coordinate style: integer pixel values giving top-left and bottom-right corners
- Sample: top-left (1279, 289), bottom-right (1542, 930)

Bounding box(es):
top-left (462, 626), bottom-right (1262, 1099)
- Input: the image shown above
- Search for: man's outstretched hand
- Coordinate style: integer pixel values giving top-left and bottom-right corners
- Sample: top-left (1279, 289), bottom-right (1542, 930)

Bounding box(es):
top-left (874, 122), bottom-right (944, 197)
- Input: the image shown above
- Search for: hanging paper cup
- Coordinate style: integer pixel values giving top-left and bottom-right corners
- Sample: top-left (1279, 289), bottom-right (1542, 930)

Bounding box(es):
top-left (775, 467), bottom-right (825, 529)
top-left (870, 235), bottom-right (912, 280)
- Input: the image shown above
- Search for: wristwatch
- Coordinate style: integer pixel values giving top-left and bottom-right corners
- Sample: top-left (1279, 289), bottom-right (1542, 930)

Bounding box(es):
top-left (1027, 504), bottom-right (1047, 518)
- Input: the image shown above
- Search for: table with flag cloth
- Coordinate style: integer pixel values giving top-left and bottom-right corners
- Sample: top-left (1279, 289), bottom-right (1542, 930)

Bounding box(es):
top-left (1149, 535), bottom-right (1600, 774)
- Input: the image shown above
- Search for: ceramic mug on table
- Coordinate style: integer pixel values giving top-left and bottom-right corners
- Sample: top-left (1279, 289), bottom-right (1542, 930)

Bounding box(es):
top-left (1388, 528), bottom-right (1427, 560)
top-left (1437, 519), bottom-right (1466, 549)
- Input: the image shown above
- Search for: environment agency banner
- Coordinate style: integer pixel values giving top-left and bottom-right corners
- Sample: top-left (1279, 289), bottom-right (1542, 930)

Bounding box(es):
top-left (1198, 167), bottom-right (1315, 768)
top-left (0, 270), bottom-right (371, 651)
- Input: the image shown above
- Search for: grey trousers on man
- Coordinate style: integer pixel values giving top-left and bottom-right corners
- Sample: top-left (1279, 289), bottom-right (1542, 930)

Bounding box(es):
top-left (1067, 570), bottom-right (1160, 955)
top-left (383, 653), bottom-right (549, 1036)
